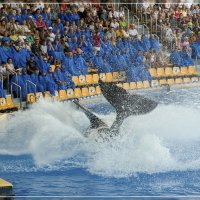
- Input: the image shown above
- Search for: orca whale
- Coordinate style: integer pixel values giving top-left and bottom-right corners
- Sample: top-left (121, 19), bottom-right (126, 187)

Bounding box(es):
top-left (74, 80), bottom-right (158, 139)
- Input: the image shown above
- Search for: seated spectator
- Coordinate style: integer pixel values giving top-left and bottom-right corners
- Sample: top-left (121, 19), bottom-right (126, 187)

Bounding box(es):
top-left (62, 51), bottom-right (76, 75)
top-left (181, 46), bottom-right (194, 66)
top-left (116, 50), bottom-right (127, 71)
top-left (0, 61), bottom-right (7, 86)
top-left (25, 30), bottom-right (34, 45)
top-left (21, 68), bottom-right (34, 94)
top-left (6, 57), bottom-right (15, 76)
top-left (102, 55), bottom-right (112, 72)
top-left (129, 24), bottom-right (138, 37)
top-left (0, 19), bottom-right (7, 35)
top-left (26, 54), bottom-right (38, 75)
top-left (148, 48), bottom-right (157, 68)
top-left (149, 34), bottom-right (160, 52)
top-left (18, 30), bottom-right (26, 43)
top-left (0, 80), bottom-right (6, 98)
top-left (46, 27), bottom-right (55, 42)
top-left (93, 31), bottom-right (101, 55)
top-left (110, 18), bottom-right (119, 29)
top-left (60, 67), bottom-right (75, 89)
top-left (30, 69), bottom-right (45, 93)
top-left (10, 68), bottom-right (26, 100)
top-left (74, 48), bottom-right (88, 75)
top-left (181, 37), bottom-right (190, 48)
top-left (35, 15), bottom-right (46, 30)
top-left (119, 17), bottom-right (127, 28)
top-left (53, 39), bottom-right (63, 52)
top-left (14, 20), bottom-right (22, 33)
top-left (21, 19), bottom-right (30, 33)
top-left (27, 16), bottom-right (36, 32)
top-left (40, 40), bottom-right (48, 56)
top-left (141, 34), bottom-right (151, 52)
top-left (53, 65), bottom-right (68, 90)
top-left (31, 37), bottom-right (41, 56)
top-left (6, 17), bottom-right (15, 34)
top-left (55, 28), bottom-right (61, 41)
top-left (10, 29), bottom-right (18, 42)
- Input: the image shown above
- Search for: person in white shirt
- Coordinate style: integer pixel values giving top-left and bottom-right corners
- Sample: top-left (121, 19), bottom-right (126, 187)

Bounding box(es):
top-left (0, 62), bottom-right (7, 83)
top-left (6, 58), bottom-right (16, 76)
top-left (21, 20), bottom-right (30, 33)
top-left (47, 27), bottom-right (55, 42)
top-left (18, 30), bottom-right (26, 43)
top-left (110, 18), bottom-right (119, 29)
top-left (118, 6), bottom-right (125, 18)
top-left (129, 24), bottom-right (138, 37)
top-left (165, 25), bottom-right (173, 41)
top-left (113, 10), bottom-right (119, 18)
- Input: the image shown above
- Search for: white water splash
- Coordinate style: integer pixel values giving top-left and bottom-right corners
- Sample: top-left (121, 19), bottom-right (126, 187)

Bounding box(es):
top-left (0, 99), bottom-right (200, 177)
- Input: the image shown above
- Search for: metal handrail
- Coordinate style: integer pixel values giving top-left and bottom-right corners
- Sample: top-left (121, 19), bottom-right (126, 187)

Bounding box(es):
top-left (133, 15), bottom-right (140, 32)
top-left (142, 24), bottom-right (149, 36)
top-left (6, 72), bottom-right (18, 93)
top-left (123, 6), bottom-right (130, 26)
top-left (26, 80), bottom-right (36, 95)
top-left (153, 34), bottom-right (160, 44)
top-left (11, 82), bottom-right (22, 109)
top-left (0, 72), bottom-right (3, 88)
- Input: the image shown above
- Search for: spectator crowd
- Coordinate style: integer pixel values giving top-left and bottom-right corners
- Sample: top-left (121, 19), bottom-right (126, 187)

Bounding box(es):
top-left (136, 3), bottom-right (200, 61)
top-left (0, 1), bottom-right (197, 101)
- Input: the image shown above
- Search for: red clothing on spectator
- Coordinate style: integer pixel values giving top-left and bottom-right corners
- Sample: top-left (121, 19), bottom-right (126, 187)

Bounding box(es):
top-left (60, 3), bottom-right (67, 11)
top-left (93, 35), bottom-right (100, 47)
top-left (175, 11), bottom-right (180, 19)
top-left (36, 21), bottom-right (46, 29)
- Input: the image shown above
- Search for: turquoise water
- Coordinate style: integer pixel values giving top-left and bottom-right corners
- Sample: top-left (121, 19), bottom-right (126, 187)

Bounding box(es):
top-left (1, 86), bottom-right (200, 198)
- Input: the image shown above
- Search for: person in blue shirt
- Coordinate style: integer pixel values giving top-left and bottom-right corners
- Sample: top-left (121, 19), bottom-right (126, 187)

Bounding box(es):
top-left (21, 68), bottom-right (34, 94)
top-left (75, 27), bottom-right (82, 43)
top-left (53, 18), bottom-right (64, 35)
top-left (79, 34), bottom-right (88, 53)
top-left (65, 37), bottom-right (74, 52)
top-left (123, 48), bottom-right (133, 70)
top-left (181, 46), bottom-right (194, 66)
top-left (116, 37), bottom-right (125, 51)
top-left (135, 50), bottom-right (144, 65)
top-left (116, 50), bottom-right (127, 71)
top-left (141, 34), bottom-right (151, 52)
top-left (62, 51), bottom-right (78, 76)
top-left (10, 69), bottom-right (27, 100)
top-left (72, 36), bottom-right (79, 51)
top-left (30, 69), bottom-right (45, 93)
top-left (74, 49), bottom-right (88, 75)
top-left (101, 36), bottom-right (113, 56)
top-left (12, 44), bottom-right (30, 69)
top-left (101, 55), bottom-right (113, 73)
top-left (53, 39), bottom-right (63, 52)
top-left (71, 9), bottom-right (80, 25)
top-left (107, 50), bottom-right (118, 71)
top-left (133, 36), bottom-right (144, 52)
top-left (53, 65), bottom-right (68, 90)
top-left (90, 51), bottom-right (104, 72)
top-left (149, 34), bottom-right (160, 52)
top-left (60, 67), bottom-right (75, 89)
top-left (0, 40), bottom-right (12, 63)
top-left (0, 80), bottom-right (6, 98)
top-left (170, 50), bottom-right (182, 66)
top-left (36, 56), bottom-right (50, 74)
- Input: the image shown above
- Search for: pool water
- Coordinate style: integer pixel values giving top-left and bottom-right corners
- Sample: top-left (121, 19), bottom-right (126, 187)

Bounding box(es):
top-left (1, 86), bottom-right (200, 198)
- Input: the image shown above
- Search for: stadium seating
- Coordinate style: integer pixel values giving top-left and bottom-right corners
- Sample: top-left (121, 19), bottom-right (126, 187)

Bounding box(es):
top-left (59, 90), bottom-right (68, 100)
top-left (0, 2), bottom-right (199, 111)
top-left (130, 82), bottom-right (137, 89)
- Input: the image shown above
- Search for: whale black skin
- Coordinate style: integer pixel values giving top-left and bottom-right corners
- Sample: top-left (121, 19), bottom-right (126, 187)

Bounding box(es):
top-left (74, 80), bottom-right (158, 138)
